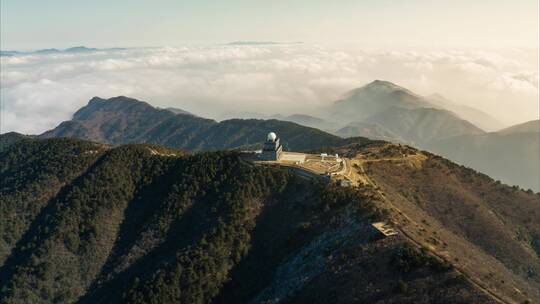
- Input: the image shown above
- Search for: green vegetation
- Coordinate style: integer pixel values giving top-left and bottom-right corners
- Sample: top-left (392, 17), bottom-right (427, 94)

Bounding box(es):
top-left (0, 138), bottom-right (383, 303)
top-left (0, 138), bottom-right (104, 265)
top-left (0, 132), bottom-right (30, 152)
top-left (0, 138), bottom-right (526, 303)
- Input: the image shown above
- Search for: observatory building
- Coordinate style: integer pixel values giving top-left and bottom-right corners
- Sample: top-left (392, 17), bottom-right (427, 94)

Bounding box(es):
top-left (260, 132), bottom-right (283, 161)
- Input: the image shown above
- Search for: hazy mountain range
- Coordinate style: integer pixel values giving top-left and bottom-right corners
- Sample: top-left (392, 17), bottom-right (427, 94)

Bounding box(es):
top-left (328, 81), bottom-right (539, 191)
top-left (425, 93), bottom-right (504, 131)
top-left (40, 96), bottom-right (353, 152)
top-left (33, 80), bottom-right (539, 191)
top-left (227, 41), bottom-right (302, 45)
top-left (428, 120), bottom-right (540, 192)
top-left (0, 46), bottom-right (126, 56)
top-left (216, 80), bottom-right (505, 144)
top-left (329, 80), bottom-right (486, 144)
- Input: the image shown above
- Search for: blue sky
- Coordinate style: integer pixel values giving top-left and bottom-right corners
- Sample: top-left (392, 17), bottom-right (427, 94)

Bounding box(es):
top-left (1, 0), bottom-right (539, 49)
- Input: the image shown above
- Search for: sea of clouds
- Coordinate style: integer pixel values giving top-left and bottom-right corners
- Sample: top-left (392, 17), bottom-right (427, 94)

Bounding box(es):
top-left (1, 44), bottom-right (538, 134)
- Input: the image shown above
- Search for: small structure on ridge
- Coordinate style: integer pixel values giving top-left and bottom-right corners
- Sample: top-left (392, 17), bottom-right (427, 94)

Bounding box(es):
top-left (260, 132), bottom-right (283, 161)
top-left (372, 222), bottom-right (398, 237)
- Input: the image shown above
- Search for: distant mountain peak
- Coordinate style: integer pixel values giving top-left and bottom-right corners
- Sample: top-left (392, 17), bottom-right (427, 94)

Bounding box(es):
top-left (367, 79), bottom-right (398, 86)
top-left (338, 80), bottom-right (426, 110)
top-left (88, 96), bottom-right (106, 104)
top-left (86, 96), bottom-right (144, 107)
top-left (41, 96), bottom-right (343, 151)
top-left (64, 46), bottom-right (98, 52)
top-left (1, 46), bottom-right (127, 57)
top-left (345, 80), bottom-right (417, 99)
top-left (364, 79), bottom-right (406, 90)
top-left (35, 48), bottom-right (61, 54)
top-left (70, 96), bottom-right (158, 123)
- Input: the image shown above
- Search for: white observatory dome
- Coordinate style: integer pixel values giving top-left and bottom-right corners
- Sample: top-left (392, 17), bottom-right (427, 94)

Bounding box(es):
top-left (267, 132), bottom-right (277, 142)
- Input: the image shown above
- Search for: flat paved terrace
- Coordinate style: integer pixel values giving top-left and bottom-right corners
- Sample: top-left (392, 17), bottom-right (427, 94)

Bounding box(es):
top-left (253, 151), bottom-right (356, 185)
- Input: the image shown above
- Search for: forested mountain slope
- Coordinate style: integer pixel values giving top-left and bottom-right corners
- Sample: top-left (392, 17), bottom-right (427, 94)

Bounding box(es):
top-left (40, 96), bottom-right (345, 152)
top-left (0, 132), bottom-right (31, 152)
top-left (0, 138), bottom-right (506, 304)
top-left (0, 138), bottom-right (107, 265)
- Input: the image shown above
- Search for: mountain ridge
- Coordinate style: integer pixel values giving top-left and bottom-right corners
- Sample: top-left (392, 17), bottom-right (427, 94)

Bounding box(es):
top-left (40, 96), bottom-right (351, 152)
top-left (427, 120), bottom-right (540, 191)
top-left (0, 46), bottom-right (126, 56)
top-left (497, 119), bottom-right (539, 134)
top-left (0, 136), bottom-right (538, 303)
top-left (329, 81), bottom-right (485, 146)
top-left (37, 89), bottom-right (539, 191)
top-left (425, 93), bottom-right (504, 131)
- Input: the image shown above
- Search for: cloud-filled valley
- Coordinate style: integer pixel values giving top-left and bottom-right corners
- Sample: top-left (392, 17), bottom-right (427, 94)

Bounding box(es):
top-left (1, 44), bottom-right (538, 134)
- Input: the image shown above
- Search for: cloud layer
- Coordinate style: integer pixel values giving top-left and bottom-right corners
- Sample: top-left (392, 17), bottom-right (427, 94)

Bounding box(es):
top-left (1, 45), bottom-right (538, 134)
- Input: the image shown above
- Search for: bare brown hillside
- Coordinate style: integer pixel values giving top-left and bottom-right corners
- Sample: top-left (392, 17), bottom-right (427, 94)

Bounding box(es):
top-left (336, 142), bottom-right (540, 304)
